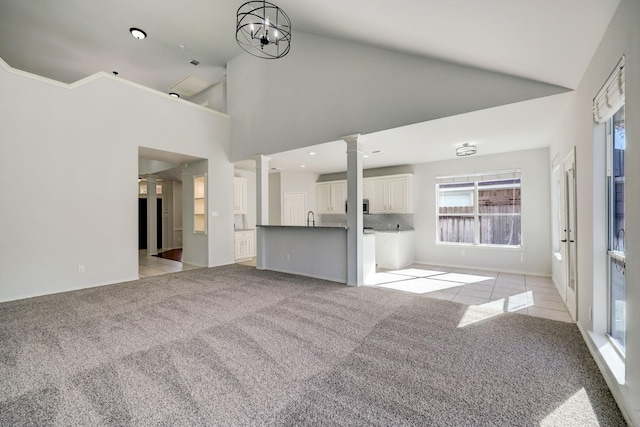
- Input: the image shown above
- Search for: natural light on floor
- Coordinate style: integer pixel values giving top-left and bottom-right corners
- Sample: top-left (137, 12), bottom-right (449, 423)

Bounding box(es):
top-left (457, 292), bottom-right (534, 328)
top-left (366, 264), bottom-right (573, 323)
top-left (539, 388), bottom-right (597, 426)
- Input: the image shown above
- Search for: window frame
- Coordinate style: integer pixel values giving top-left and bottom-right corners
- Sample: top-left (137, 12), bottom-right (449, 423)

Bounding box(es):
top-left (606, 108), bottom-right (626, 357)
top-left (436, 174), bottom-right (522, 248)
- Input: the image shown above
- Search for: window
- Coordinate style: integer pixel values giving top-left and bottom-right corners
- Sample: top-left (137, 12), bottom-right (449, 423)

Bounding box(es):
top-left (437, 171), bottom-right (521, 247)
top-left (607, 105), bottom-right (625, 353)
top-left (595, 57), bottom-right (625, 355)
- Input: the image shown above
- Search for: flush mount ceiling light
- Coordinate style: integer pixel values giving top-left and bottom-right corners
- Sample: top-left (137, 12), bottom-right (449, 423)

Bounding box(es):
top-left (236, 1), bottom-right (291, 59)
top-left (456, 143), bottom-right (477, 157)
top-left (129, 27), bottom-right (147, 40)
top-left (169, 92), bottom-right (180, 98)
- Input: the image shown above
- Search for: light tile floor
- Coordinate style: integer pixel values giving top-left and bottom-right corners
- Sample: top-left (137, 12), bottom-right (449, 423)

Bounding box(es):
top-left (138, 250), bottom-right (201, 278)
top-left (369, 263), bottom-right (574, 323)
top-left (139, 255), bottom-right (573, 323)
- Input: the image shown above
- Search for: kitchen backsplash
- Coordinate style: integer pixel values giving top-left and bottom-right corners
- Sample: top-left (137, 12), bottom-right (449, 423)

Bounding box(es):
top-left (319, 214), bottom-right (414, 230)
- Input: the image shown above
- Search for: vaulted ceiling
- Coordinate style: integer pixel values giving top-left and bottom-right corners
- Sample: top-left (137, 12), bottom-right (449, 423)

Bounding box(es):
top-left (0, 0), bottom-right (620, 173)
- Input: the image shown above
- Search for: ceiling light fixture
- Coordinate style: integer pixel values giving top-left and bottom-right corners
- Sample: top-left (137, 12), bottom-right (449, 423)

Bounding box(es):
top-left (236, 1), bottom-right (291, 59)
top-left (169, 92), bottom-right (180, 98)
top-left (308, 152), bottom-right (316, 156)
top-left (129, 27), bottom-right (147, 40)
top-left (456, 143), bottom-right (477, 157)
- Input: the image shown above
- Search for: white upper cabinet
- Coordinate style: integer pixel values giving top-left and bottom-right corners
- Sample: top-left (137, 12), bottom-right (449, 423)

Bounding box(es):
top-left (366, 174), bottom-right (412, 214)
top-left (316, 181), bottom-right (347, 214)
top-left (234, 177), bottom-right (248, 214)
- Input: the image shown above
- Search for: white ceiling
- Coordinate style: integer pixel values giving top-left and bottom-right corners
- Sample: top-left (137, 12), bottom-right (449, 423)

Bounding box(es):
top-left (0, 0), bottom-right (619, 174)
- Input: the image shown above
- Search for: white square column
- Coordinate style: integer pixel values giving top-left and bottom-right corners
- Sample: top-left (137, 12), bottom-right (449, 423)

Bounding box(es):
top-left (344, 134), bottom-right (364, 286)
top-left (253, 155), bottom-right (271, 270)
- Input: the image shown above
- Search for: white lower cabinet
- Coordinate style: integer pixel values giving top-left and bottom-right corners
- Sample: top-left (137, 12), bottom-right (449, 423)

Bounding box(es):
top-left (375, 230), bottom-right (415, 269)
top-left (234, 230), bottom-right (255, 260)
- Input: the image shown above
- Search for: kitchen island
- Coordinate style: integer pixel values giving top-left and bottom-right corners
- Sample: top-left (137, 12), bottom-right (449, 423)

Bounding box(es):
top-left (257, 225), bottom-right (375, 284)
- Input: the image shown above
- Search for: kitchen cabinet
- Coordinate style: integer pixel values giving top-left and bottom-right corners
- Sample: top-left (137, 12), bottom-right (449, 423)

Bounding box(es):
top-left (316, 181), bottom-right (347, 214)
top-left (234, 230), bottom-right (254, 260)
top-left (233, 177), bottom-right (248, 214)
top-left (366, 174), bottom-right (412, 214)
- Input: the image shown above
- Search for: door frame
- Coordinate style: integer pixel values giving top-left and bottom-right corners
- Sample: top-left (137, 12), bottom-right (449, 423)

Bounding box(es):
top-left (563, 148), bottom-right (578, 321)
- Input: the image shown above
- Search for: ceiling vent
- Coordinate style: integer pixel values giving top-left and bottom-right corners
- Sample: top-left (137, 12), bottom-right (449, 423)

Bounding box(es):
top-left (190, 59), bottom-right (200, 66)
top-left (168, 76), bottom-right (213, 98)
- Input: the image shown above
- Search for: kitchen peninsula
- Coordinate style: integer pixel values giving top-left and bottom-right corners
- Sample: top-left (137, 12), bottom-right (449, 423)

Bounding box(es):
top-left (257, 225), bottom-right (376, 283)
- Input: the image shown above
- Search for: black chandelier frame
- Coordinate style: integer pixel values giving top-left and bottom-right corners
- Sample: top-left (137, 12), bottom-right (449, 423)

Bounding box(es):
top-left (236, 1), bottom-right (292, 59)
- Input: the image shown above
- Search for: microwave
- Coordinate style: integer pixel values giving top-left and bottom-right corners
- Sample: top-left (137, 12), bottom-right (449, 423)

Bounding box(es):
top-left (346, 199), bottom-right (370, 214)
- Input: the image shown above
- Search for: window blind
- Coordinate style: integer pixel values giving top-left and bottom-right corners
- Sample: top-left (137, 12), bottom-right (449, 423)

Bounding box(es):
top-left (593, 56), bottom-right (625, 124)
top-left (436, 169), bottom-right (521, 184)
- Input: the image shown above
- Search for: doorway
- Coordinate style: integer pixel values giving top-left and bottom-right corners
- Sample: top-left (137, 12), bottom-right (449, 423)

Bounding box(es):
top-left (562, 148), bottom-right (578, 321)
top-left (138, 198), bottom-right (163, 250)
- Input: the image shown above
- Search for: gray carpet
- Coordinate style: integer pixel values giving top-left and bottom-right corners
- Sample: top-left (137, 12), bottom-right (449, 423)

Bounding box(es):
top-left (0, 264), bottom-right (626, 426)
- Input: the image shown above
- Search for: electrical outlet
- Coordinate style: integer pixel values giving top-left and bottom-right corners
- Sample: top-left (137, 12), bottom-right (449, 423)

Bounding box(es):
top-left (77, 265), bottom-right (85, 274)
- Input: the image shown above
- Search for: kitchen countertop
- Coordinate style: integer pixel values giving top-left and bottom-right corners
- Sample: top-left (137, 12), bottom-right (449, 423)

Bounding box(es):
top-left (255, 225), bottom-right (414, 232)
top-left (257, 225), bottom-right (347, 230)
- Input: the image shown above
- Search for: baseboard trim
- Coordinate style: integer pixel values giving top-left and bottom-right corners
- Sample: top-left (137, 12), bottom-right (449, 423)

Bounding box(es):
top-left (259, 267), bottom-right (346, 284)
top-left (576, 322), bottom-right (636, 426)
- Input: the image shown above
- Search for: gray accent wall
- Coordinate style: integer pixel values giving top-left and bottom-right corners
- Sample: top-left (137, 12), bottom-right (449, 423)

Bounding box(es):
top-left (228, 31), bottom-right (568, 162)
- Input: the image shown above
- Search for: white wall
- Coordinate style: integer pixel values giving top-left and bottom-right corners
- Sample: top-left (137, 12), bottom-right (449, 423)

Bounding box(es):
top-left (173, 181), bottom-right (183, 248)
top-left (182, 160), bottom-right (209, 267)
top-left (0, 60), bottom-right (233, 302)
top-left (188, 82), bottom-right (227, 114)
top-left (548, 0), bottom-right (639, 422)
top-left (227, 31), bottom-right (568, 162)
top-left (268, 172), bottom-right (281, 225)
top-left (279, 171), bottom-right (319, 219)
top-left (413, 147), bottom-right (551, 275)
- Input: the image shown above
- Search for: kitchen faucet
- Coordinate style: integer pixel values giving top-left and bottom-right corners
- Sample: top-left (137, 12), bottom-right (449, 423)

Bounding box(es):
top-left (307, 210), bottom-right (315, 227)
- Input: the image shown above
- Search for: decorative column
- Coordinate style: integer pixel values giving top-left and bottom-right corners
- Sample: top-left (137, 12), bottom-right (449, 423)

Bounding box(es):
top-left (146, 175), bottom-right (158, 256)
top-left (253, 155), bottom-right (271, 269)
top-left (344, 134), bottom-right (364, 286)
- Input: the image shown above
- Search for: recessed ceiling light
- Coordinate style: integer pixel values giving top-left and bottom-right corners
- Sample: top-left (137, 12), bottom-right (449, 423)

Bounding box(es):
top-left (169, 92), bottom-right (180, 98)
top-left (308, 152), bottom-right (316, 156)
top-left (300, 165), bottom-right (306, 168)
top-left (112, 71), bottom-right (119, 76)
top-left (129, 27), bottom-right (147, 40)
top-left (178, 44), bottom-right (186, 50)
top-left (363, 155), bottom-right (369, 158)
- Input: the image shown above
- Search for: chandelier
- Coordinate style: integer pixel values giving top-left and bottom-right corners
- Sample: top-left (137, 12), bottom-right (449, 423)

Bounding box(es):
top-left (236, 1), bottom-right (292, 59)
top-left (456, 143), bottom-right (477, 157)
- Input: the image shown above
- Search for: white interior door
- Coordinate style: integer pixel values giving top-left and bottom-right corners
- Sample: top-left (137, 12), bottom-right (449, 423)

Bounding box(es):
top-left (563, 149), bottom-right (578, 321)
top-left (283, 192), bottom-right (306, 225)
